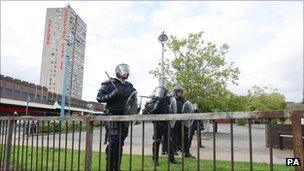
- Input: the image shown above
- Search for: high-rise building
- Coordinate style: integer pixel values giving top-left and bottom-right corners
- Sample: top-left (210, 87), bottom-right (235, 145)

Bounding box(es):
top-left (40, 5), bottom-right (86, 100)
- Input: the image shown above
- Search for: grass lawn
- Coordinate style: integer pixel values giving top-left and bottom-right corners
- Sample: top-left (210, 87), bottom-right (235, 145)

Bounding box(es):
top-left (0, 144), bottom-right (292, 171)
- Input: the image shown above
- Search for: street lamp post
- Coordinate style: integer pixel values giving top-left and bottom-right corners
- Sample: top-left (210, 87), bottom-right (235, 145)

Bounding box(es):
top-left (158, 31), bottom-right (168, 86)
top-left (60, 38), bottom-right (73, 118)
top-left (25, 96), bottom-right (30, 116)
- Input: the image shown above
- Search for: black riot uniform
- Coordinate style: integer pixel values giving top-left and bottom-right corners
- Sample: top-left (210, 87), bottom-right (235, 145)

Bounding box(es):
top-left (172, 85), bottom-right (195, 158)
top-left (172, 94), bottom-right (185, 152)
top-left (189, 106), bottom-right (205, 148)
top-left (143, 87), bottom-right (178, 166)
top-left (97, 64), bottom-right (136, 171)
top-left (161, 135), bottom-right (167, 155)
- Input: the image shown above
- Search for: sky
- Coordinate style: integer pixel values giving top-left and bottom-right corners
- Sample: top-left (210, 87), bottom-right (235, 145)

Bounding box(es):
top-left (1, 1), bottom-right (303, 103)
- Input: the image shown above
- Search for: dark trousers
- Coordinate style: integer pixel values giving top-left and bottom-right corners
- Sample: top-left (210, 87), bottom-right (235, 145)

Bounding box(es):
top-left (189, 121), bottom-right (203, 147)
top-left (161, 136), bottom-right (167, 153)
top-left (104, 122), bottom-right (109, 143)
top-left (172, 121), bottom-right (182, 152)
top-left (106, 121), bottom-right (129, 171)
top-left (152, 121), bottom-right (175, 162)
top-left (182, 125), bottom-right (191, 154)
top-left (173, 121), bottom-right (191, 154)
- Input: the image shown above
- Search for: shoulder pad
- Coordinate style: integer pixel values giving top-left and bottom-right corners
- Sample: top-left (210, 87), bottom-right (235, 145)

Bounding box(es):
top-left (125, 81), bottom-right (134, 88)
top-left (101, 78), bottom-right (115, 85)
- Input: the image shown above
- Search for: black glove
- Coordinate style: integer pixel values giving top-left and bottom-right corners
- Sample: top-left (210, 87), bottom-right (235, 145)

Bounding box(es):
top-left (98, 87), bottom-right (123, 102)
top-left (110, 87), bottom-right (123, 97)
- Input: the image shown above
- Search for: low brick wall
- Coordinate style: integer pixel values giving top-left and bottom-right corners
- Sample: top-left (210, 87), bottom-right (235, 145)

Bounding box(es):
top-left (265, 124), bottom-right (304, 149)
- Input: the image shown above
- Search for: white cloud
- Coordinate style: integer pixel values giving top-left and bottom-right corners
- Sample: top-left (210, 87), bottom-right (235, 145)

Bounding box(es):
top-left (231, 4), bottom-right (303, 100)
top-left (147, 1), bottom-right (303, 102)
top-left (1, 1), bottom-right (303, 103)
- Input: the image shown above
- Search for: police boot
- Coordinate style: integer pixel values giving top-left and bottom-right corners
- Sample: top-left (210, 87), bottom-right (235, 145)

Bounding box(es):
top-left (112, 150), bottom-right (119, 171)
top-left (185, 152), bottom-right (195, 158)
top-left (199, 144), bottom-right (205, 148)
top-left (170, 159), bottom-right (180, 164)
top-left (170, 157), bottom-right (181, 164)
top-left (108, 143), bottom-right (120, 171)
top-left (106, 145), bottom-right (114, 171)
top-left (161, 145), bottom-right (167, 155)
top-left (152, 145), bottom-right (160, 166)
top-left (169, 146), bottom-right (180, 164)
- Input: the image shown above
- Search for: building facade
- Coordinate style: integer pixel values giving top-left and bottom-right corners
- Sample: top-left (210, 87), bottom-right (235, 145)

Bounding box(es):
top-left (40, 5), bottom-right (86, 100)
top-left (0, 74), bottom-right (104, 116)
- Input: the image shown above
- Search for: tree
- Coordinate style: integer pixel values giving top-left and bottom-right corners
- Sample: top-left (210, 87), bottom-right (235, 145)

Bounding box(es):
top-left (150, 31), bottom-right (287, 113)
top-left (246, 86), bottom-right (286, 111)
top-left (150, 32), bottom-right (240, 112)
top-left (235, 86), bottom-right (287, 125)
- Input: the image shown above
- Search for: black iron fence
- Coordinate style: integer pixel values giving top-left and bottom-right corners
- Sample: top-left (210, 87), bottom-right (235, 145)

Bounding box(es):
top-left (0, 111), bottom-right (303, 171)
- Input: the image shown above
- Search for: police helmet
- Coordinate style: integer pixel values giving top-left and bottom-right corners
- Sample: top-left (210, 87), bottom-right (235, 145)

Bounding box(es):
top-left (115, 63), bottom-right (130, 79)
top-left (173, 84), bottom-right (184, 95)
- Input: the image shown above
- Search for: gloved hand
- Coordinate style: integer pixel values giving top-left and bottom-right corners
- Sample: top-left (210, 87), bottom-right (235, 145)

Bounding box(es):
top-left (109, 87), bottom-right (123, 98)
top-left (97, 87), bottom-right (123, 102)
top-left (109, 87), bottom-right (122, 97)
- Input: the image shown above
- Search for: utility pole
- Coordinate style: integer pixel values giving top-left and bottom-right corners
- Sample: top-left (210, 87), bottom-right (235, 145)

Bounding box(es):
top-left (25, 96), bottom-right (30, 116)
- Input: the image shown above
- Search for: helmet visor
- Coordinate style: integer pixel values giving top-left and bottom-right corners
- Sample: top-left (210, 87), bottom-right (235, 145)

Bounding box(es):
top-left (117, 64), bottom-right (130, 75)
top-left (154, 87), bottom-right (165, 98)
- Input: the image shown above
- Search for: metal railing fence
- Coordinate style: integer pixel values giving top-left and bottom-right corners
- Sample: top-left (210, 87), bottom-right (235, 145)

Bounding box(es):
top-left (0, 111), bottom-right (303, 171)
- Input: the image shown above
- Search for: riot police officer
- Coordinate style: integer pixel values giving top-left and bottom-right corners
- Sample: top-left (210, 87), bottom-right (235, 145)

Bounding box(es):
top-left (172, 85), bottom-right (195, 158)
top-left (143, 86), bottom-right (179, 166)
top-left (97, 63), bottom-right (136, 171)
top-left (189, 103), bottom-right (205, 148)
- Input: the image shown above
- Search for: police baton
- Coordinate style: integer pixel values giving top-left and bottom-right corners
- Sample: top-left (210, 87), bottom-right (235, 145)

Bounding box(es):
top-left (105, 71), bottom-right (116, 88)
top-left (139, 95), bottom-right (153, 98)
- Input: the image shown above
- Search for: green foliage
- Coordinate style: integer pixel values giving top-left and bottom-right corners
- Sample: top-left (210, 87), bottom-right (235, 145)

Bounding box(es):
top-left (150, 31), bottom-right (287, 113)
top-left (151, 31), bottom-right (240, 112)
top-left (246, 86), bottom-right (287, 111)
top-left (37, 122), bottom-right (62, 133)
top-left (37, 122), bottom-right (87, 133)
top-left (237, 119), bottom-right (247, 126)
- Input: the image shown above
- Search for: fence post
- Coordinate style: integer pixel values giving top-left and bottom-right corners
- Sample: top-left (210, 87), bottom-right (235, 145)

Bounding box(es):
top-left (4, 119), bottom-right (14, 171)
top-left (277, 131), bottom-right (283, 150)
top-left (84, 117), bottom-right (94, 171)
top-left (290, 111), bottom-right (304, 171)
